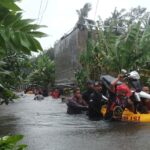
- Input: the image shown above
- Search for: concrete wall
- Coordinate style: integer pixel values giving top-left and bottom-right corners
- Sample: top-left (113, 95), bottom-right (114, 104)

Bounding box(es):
top-left (54, 28), bottom-right (88, 85)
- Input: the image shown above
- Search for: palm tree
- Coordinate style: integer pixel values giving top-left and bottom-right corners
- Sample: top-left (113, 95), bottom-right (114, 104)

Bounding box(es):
top-left (75, 3), bottom-right (92, 28)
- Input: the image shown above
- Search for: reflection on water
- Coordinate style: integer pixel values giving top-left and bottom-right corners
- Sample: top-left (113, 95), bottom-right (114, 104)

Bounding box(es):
top-left (0, 95), bottom-right (150, 150)
top-left (0, 115), bottom-right (19, 136)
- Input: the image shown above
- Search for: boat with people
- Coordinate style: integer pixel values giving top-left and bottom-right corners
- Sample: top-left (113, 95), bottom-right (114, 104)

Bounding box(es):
top-left (100, 69), bottom-right (150, 123)
top-left (66, 69), bottom-right (150, 122)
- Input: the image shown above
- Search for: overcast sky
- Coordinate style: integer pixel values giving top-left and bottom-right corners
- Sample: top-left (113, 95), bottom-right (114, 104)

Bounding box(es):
top-left (18, 0), bottom-right (150, 49)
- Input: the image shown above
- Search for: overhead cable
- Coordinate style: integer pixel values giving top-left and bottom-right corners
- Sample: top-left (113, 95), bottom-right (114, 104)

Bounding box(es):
top-left (39, 0), bottom-right (49, 24)
top-left (37, 0), bottom-right (43, 24)
top-left (94, 0), bottom-right (99, 20)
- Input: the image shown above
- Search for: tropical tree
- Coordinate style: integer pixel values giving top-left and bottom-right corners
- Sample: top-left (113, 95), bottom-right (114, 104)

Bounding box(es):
top-left (78, 6), bottom-right (150, 86)
top-left (0, 0), bottom-right (47, 104)
top-left (75, 3), bottom-right (92, 28)
top-left (97, 7), bottom-right (150, 73)
top-left (28, 55), bottom-right (55, 90)
top-left (42, 47), bottom-right (55, 60)
top-left (0, 1), bottom-right (46, 55)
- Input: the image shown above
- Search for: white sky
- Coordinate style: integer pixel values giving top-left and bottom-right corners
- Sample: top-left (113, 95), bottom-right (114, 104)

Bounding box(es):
top-left (18, 0), bottom-right (150, 50)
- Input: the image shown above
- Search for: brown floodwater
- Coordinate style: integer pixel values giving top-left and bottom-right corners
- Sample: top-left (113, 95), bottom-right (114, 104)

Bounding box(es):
top-left (0, 94), bottom-right (150, 150)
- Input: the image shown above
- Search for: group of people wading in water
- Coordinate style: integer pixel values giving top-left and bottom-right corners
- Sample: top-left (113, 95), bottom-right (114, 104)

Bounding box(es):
top-left (67, 74), bottom-right (150, 121)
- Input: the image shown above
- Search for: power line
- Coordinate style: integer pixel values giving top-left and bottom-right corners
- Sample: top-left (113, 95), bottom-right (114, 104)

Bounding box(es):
top-left (94, 0), bottom-right (99, 20)
top-left (39, 0), bottom-right (49, 24)
top-left (37, 0), bottom-right (43, 24)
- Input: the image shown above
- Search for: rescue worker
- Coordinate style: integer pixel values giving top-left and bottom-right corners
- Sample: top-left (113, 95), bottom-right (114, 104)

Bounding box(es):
top-left (140, 86), bottom-right (150, 113)
top-left (67, 88), bottom-right (88, 114)
top-left (82, 80), bottom-right (94, 104)
top-left (88, 81), bottom-right (103, 120)
top-left (111, 74), bottom-right (134, 112)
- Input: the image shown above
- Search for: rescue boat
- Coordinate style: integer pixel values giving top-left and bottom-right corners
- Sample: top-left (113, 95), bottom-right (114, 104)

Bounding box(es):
top-left (101, 105), bottom-right (150, 123)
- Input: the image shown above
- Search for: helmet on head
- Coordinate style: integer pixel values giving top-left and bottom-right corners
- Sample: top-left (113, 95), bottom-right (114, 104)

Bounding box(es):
top-left (128, 71), bottom-right (140, 80)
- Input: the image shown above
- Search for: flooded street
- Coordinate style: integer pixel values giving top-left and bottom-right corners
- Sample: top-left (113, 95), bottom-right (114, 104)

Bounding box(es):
top-left (0, 94), bottom-right (150, 150)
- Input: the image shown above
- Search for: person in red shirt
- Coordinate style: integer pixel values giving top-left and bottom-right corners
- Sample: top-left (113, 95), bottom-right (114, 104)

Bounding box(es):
top-left (111, 74), bottom-right (134, 112)
top-left (51, 89), bottom-right (60, 99)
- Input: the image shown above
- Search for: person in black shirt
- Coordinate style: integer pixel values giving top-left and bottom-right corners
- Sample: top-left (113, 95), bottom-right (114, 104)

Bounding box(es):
top-left (88, 81), bottom-right (103, 120)
top-left (82, 80), bottom-right (94, 105)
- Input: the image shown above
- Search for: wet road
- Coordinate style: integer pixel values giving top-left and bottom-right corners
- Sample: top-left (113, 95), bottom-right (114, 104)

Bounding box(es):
top-left (0, 94), bottom-right (150, 150)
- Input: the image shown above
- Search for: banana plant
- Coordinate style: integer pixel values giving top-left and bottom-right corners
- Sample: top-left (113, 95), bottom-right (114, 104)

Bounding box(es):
top-left (79, 6), bottom-right (150, 84)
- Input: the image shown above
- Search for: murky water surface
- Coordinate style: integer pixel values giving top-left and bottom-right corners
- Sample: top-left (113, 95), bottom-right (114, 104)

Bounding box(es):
top-left (0, 94), bottom-right (150, 150)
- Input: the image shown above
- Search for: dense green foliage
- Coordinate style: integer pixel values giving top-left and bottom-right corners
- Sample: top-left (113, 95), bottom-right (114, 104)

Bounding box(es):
top-left (78, 6), bottom-right (150, 86)
top-left (28, 53), bottom-right (55, 90)
top-left (0, 0), bottom-right (46, 104)
top-left (0, 135), bottom-right (27, 150)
